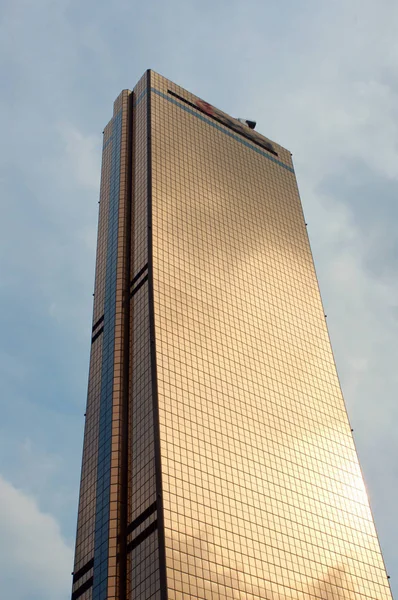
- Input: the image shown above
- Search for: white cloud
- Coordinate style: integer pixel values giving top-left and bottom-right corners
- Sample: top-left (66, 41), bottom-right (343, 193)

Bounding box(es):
top-left (0, 474), bottom-right (73, 600)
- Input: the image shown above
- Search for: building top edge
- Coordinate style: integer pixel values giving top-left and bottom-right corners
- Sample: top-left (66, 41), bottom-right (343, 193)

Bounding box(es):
top-left (138, 69), bottom-right (291, 158)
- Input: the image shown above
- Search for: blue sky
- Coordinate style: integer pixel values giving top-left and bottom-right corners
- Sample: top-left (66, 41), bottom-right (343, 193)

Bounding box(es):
top-left (1, 0), bottom-right (398, 598)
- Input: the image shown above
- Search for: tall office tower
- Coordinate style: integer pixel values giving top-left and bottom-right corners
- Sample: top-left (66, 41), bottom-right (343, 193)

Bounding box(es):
top-left (71, 70), bottom-right (392, 600)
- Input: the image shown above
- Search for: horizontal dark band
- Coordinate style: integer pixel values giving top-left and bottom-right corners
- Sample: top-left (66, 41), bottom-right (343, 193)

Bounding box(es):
top-left (92, 314), bottom-right (104, 332)
top-left (72, 558), bottom-right (94, 584)
top-left (127, 501), bottom-right (157, 536)
top-left (71, 576), bottom-right (93, 600)
top-left (130, 274), bottom-right (148, 298)
top-left (91, 326), bottom-right (104, 344)
top-left (127, 520), bottom-right (158, 554)
top-left (130, 263), bottom-right (149, 287)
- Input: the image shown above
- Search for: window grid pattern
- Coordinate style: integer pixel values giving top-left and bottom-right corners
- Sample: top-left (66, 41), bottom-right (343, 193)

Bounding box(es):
top-left (127, 72), bottom-right (162, 600)
top-left (72, 71), bottom-right (392, 600)
top-left (106, 89), bottom-right (131, 599)
top-left (93, 99), bottom-right (124, 600)
top-left (72, 116), bottom-right (114, 599)
top-left (150, 71), bottom-right (392, 600)
top-left (73, 89), bottom-right (132, 600)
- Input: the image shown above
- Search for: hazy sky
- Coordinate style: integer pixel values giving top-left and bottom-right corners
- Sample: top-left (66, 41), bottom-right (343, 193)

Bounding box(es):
top-left (1, 0), bottom-right (397, 598)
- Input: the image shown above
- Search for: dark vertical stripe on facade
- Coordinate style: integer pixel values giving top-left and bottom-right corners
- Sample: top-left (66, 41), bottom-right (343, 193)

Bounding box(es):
top-left (146, 69), bottom-right (168, 600)
top-left (93, 108), bottom-right (123, 600)
top-left (118, 93), bottom-right (134, 600)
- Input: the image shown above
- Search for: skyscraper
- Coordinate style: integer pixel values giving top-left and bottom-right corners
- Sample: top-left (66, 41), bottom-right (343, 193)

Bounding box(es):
top-left (71, 70), bottom-right (393, 600)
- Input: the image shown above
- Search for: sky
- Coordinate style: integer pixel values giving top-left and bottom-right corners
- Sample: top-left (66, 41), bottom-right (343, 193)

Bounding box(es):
top-left (0, 0), bottom-right (397, 598)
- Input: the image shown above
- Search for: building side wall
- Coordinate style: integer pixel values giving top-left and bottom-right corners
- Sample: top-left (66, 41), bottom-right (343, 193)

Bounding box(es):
top-left (104, 89), bottom-right (131, 600)
top-left (150, 72), bottom-right (392, 600)
top-left (72, 90), bottom-right (132, 600)
top-left (72, 117), bottom-right (114, 600)
top-left (72, 71), bottom-right (392, 600)
top-left (126, 72), bottom-right (163, 600)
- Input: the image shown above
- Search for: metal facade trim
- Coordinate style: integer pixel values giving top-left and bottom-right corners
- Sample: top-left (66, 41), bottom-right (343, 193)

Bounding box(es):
top-left (146, 69), bottom-right (168, 600)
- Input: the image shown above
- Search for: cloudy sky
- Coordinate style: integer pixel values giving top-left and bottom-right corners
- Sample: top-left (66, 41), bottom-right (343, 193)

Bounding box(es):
top-left (1, 0), bottom-right (398, 598)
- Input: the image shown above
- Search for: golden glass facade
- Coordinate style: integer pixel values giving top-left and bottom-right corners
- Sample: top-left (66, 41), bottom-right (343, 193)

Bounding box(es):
top-left (71, 70), bottom-right (393, 600)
